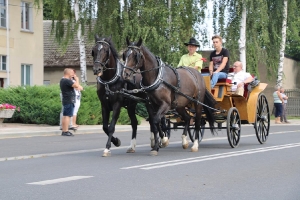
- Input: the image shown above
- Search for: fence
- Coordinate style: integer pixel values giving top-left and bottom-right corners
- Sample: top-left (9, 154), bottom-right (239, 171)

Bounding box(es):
top-left (285, 89), bottom-right (300, 116)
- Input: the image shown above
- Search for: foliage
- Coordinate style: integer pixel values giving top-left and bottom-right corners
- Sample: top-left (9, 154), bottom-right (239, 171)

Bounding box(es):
top-left (0, 85), bottom-right (143, 125)
top-left (35, 0), bottom-right (203, 66)
top-left (285, 0), bottom-right (300, 59)
top-left (209, 0), bottom-right (300, 79)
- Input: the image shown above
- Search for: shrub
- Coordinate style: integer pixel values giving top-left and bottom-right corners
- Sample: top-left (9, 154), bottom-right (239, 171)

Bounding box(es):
top-left (0, 85), bottom-right (144, 125)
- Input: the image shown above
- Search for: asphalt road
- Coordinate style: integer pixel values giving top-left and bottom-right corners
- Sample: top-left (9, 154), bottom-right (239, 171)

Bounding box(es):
top-left (1, 124), bottom-right (300, 200)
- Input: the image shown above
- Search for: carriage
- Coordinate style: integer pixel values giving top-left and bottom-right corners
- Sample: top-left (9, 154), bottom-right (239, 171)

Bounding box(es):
top-left (93, 36), bottom-right (270, 156)
top-left (162, 68), bottom-right (270, 148)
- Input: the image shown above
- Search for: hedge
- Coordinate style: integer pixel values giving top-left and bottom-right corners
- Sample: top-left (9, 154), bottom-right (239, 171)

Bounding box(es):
top-left (0, 85), bottom-right (146, 125)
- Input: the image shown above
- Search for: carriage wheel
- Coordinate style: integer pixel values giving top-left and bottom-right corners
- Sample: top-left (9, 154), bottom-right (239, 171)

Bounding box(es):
top-left (227, 107), bottom-right (241, 148)
top-left (188, 119), bottom-right (205, 143)
top-left (254, 94), bottom-right (270, 144)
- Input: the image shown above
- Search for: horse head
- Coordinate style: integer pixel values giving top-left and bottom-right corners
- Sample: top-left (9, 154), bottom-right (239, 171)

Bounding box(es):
top-left (92, 35), bottom-right (113, 77)
top-left (122, 37), bottom-right (144, 82)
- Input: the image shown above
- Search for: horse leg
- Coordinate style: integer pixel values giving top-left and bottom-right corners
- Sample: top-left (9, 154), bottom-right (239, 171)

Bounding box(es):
top-left (154, 102), bottom-right (170, 148)
top-left (126, 103), bottom-right (138, 153)
top-left (103, 102), bottom-right (122, 157)
top-left (176, 107), bottom-right (190, 149)
top-left (146, 105), bottom-right (157, 148)
top-left (190, 105), bottom-right (202, 152)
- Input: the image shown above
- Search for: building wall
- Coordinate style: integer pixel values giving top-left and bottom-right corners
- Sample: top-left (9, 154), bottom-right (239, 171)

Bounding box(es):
top-left (44, 66), bottom-right (97, 85)
top-left (258, 57), bottom-right (300, 109)
top-left (0, 0), bottom-right (43, 87)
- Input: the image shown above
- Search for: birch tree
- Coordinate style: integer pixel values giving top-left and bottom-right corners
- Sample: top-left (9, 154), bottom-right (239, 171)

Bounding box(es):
top-left (238, 0), bottom-right (246, 72)
top-left (74, 0), bottom-right (87, 83)
top-left (277, 0), bottom-right (288, 86)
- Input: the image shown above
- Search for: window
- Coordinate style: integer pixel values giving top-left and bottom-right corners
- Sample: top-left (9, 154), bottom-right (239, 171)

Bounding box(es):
top-left (0, 0), bottom-right (6, 27)
top-left (21, 2), bottom-right (31, 30)
top-left (0, 55), bottom-right (6, 70)
top-left (43, 80), bottom-right (50, 85)
top-left (21, 64), bottom-right (31, 86)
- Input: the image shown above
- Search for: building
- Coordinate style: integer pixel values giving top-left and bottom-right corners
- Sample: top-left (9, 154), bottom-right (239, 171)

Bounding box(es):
top-left (43, 20), bottom-right (95, 85)
top-left (0, 0), bottom-right (43, 88)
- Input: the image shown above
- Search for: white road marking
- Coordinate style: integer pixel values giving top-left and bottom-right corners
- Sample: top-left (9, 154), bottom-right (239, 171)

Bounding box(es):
top-left (121, 143), bottom-right (300, 170)
top-left (0, 130), bottom-right (299, 162)
top-left (27, 176), bottom-right (93, 185)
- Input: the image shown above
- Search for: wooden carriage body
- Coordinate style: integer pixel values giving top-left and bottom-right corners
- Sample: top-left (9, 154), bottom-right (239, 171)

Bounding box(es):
top-left (203, 75), bottom-right (267, 124)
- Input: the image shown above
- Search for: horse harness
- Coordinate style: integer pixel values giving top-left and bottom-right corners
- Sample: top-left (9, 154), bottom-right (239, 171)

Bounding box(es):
top-left (123, 45), bottom-right (206, 109)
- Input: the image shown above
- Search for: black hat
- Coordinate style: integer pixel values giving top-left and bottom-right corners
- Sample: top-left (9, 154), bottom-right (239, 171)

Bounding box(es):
top-left (184, 37), bottom-right (200, 47)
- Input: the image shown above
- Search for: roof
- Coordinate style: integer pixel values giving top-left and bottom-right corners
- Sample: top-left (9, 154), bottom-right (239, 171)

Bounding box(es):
top-left (43, 20), bottom-right (94, 67)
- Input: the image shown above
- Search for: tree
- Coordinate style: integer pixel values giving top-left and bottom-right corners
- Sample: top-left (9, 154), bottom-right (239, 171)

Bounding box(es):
top-left (35, 0), bottom-right (204, 67)
top-left (74, 0), bottom-right (87, 83)
top-left (277, 0), bottom-right (288, 86)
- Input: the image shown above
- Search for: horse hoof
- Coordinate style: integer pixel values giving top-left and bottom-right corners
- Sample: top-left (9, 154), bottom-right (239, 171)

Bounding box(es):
top-left (102, 149), bottom-right (111, 157)
top-left (126, 148), bottom-right (135, 153)
top-left (161, 137), bottom-right (169, 148)
top-left (150, 150), bottom-right (158, 156)
top-left (113, 137), bottom-right (121, 147)
top-left (191, 147), bottom-right (198, 152)
top-left (182, 143), bottom-right (189, 149)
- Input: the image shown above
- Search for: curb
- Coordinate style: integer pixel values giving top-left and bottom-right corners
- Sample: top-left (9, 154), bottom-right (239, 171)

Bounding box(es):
top-left (0, 125), bottom-right (151, 139)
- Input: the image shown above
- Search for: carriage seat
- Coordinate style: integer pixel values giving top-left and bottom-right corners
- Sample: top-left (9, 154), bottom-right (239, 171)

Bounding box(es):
top-left (201, 67), bottom-right (253, 99)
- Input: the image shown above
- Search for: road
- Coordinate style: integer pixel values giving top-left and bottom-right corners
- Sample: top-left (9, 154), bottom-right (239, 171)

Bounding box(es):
top-left (0, 124), bottom-right (300, 200)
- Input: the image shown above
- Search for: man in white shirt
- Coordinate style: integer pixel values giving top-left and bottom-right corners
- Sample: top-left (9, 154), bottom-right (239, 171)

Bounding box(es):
top-left (228, 61), bottom-right (254, 96)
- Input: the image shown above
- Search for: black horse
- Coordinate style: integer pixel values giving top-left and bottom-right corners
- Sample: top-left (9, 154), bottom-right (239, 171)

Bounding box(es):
top-left (92, 35), bottom-right (144, 157)
top-left (123, 37), bottom-right (216, 155)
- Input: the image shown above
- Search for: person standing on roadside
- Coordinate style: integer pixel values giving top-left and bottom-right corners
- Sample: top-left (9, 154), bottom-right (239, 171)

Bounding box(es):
top-left (178, 37), bottom-right (203, 71)
top-left (60, 68), bottom-right (82, 136)
top-left (273, 86), bottom-right (284, 124)
top-left (72, 69), bottom-right (82, 128)
top-left (209, 35), bottom-right (230, 88)
top-left (280, 87), bottom-right (290, 123)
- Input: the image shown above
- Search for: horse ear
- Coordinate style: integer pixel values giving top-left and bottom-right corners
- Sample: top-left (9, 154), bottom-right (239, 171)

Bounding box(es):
top-left (95, 34), bottom-right (99, 42)
top-left (126, 36), bottom-right (130, 46)
top-left (136, 37), bottom-right (143, 47)
top-left (107, 35), bottom-right (112, 42)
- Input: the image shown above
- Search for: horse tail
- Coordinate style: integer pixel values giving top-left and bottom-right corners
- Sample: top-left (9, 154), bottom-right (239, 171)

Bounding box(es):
top-left (203, 89), bottom-right (217, 135)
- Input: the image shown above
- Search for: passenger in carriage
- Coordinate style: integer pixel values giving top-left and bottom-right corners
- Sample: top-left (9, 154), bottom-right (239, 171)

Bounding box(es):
top-left (178, 37), bottom-right (203, 71)
top-left (209, 35), bottom-right (230, 88)
top-left (228, 61), bottom-right (254, 96)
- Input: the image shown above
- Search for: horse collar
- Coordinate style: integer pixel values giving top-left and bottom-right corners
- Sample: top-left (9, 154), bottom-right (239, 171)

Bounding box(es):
top-left (96, 60), bottom-right (122, 85)
top-left (140, 58), bottom-right (165, 92)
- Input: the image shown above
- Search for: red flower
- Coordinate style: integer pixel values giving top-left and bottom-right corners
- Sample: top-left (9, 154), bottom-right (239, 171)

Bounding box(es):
top-left (201, 57), bottom-right (207, 62)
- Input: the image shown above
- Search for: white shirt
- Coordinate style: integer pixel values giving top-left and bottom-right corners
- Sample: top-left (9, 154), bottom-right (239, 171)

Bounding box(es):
top-left (228, 71), bottom-right (252, 91)
top-left (281, 93), bottom-right (287, 104)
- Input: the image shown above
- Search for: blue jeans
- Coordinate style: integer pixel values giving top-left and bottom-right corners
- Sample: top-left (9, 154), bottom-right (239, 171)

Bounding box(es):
top-left (211, 72), bottom-right (227, 88)
top-left (274, 103), bottom-right (282, 117)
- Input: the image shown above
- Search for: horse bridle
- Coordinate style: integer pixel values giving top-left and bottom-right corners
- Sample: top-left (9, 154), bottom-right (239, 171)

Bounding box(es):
top-left (123, 45), bottom-right (144, 76)
top-left (94, 40), bottom-right (112, 71)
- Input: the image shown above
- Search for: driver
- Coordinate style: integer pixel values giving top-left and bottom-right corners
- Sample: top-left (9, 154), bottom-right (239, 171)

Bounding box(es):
top-left (178, 37), bottom-right (203, 72)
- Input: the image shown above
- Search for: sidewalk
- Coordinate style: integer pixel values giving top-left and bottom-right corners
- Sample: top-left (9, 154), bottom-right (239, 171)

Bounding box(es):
top-left (0, 119), bottom-right (299, 139)
top-left (0, 119), bottom-right (150, 139)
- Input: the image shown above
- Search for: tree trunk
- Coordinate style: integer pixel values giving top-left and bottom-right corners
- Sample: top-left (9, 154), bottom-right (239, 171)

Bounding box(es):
top-left (238, 0), bottom-right (247, 72)
top-left (168, 0), bottom-right (171, 38)
top-left (277, 0), bottom-right (288, 86)
top-left (74, 0), bottom-right (87, 83)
